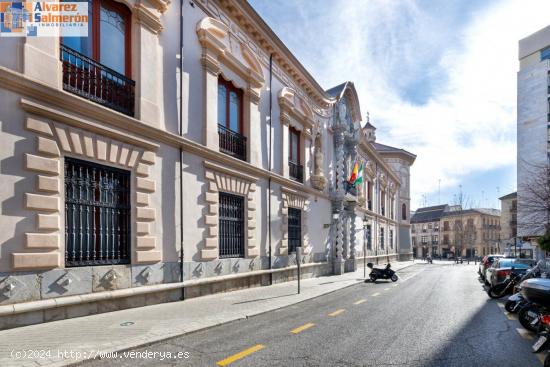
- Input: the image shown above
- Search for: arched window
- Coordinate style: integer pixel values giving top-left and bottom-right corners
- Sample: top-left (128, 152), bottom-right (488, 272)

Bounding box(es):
top-left (402, 203), bottom-right (407, 220)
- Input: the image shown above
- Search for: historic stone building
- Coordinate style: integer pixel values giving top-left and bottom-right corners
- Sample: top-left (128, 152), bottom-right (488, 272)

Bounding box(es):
top-left (0, 0), bottom-right (414, 328)
top-left (411, 205), bottom-right (447, 258)
top-left (412, 205), bottom-right (501, 258)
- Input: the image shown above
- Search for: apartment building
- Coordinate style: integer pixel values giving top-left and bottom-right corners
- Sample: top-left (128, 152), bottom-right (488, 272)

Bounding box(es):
top-left (412, 205), bottom-right (501, 258)
top-left (517, 25), bottom-right (550, 259)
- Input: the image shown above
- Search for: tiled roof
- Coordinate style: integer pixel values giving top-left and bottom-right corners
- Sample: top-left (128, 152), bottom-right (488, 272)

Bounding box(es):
top-left (372, 142), bottom-right (416, 158)
top-left (411, 205), bottom-right (449, 223)
top-left (325, 82), bottom-right (347, 98)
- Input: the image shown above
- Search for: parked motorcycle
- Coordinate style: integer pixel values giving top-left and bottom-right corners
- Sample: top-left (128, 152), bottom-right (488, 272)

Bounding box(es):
top-left (367, 263), bottom-right (398, 282)
top-left (504, 263), bottom-right (543, 310)
top-left (488, 261), bottom-right (543, 299)
top-left (505, 291), bottom-right (527, 313)
top-left (532, 312), bottom-right (550, 366)
top-left (487, 272), bottom-right (523, 299)
top-left (519, 278), bottom-right (550, 333)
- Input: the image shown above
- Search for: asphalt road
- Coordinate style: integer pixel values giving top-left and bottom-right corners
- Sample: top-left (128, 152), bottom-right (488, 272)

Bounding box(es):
top-left (83, 263), bottom-right (542, 367)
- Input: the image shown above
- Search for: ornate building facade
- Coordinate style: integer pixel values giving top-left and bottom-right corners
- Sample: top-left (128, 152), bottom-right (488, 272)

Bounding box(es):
top-left (0, 0), bottom-right (414, 328)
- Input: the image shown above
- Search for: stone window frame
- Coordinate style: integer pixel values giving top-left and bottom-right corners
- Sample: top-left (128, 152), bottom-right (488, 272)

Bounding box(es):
top-left (279, 187), bottom-right (310, 255)
top-left (202, 160), bottom-right (259, 260)
top-left (14, 115), bottom-right (160, 270)
top-left (196, 16), bottom-right (265, 166)
top-left (278, 87), bottom-right (315, 183)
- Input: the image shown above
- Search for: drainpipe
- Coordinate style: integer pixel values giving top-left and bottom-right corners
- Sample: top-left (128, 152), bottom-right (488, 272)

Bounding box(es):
top-left (268, 53), bottom-right (273, 285)
top-left (179, 0), bottom-right (185, 300)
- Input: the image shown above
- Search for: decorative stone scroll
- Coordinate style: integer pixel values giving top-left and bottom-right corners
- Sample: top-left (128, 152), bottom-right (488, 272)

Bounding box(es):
top-left (279, 187), bottom-right (310, 255)
top-left (14, 115), bottom-right (160, 270)
top-left (202, 160), bottom-right (259, 260)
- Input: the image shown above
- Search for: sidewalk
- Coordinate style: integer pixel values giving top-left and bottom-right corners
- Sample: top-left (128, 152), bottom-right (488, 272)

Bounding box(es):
top-left (0, 261), bottom-right (415, 367)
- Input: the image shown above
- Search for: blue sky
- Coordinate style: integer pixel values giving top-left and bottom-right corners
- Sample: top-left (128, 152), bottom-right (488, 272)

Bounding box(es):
top-left (249, 0), bottom-right (550, 210)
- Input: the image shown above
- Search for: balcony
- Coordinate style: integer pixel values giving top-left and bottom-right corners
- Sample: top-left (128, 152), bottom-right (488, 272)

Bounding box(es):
top-left (60, 45), bottom-right (135, 117)
top-left (218, 124), bottom-right (247, 161)
top-left (289, 161), bottom-right (303, 183)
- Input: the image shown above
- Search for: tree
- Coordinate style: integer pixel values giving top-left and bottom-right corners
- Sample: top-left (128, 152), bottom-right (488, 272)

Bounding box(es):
top-left (519, 161), bottom-right (550, 252)
top-left (451, 186), bottom-right (474, 259)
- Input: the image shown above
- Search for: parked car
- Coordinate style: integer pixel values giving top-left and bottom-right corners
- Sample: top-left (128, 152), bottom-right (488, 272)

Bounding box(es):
top-left (486, 258), bottom-right (536, 287)
top-left (479, 255), bottom-right (503, 282)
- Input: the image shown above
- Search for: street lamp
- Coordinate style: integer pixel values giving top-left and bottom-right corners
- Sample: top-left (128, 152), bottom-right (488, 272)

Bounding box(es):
top-left (363, 215), bottom-right (369, 279)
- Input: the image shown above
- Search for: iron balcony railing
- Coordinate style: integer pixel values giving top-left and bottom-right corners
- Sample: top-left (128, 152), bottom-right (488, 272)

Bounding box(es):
top-left (60, 44), bottom-right (135, 117)
top-left (218, 124), bottom-right (247, 161)
top-left (289, 161), bottom-right (303, 183)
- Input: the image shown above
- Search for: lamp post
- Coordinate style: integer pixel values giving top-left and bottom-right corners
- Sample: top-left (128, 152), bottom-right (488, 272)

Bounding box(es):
top-left (363, 215), bottom-right (369, 279)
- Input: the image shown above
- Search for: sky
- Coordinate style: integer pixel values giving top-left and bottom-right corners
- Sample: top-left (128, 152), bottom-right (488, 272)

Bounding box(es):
top-left (249, 0), bottom-right (550, 211)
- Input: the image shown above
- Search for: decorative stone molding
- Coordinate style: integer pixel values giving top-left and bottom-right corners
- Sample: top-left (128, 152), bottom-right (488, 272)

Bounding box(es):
top-left (202, 160), bottom-right (259, 260)
top-left (13, 115), bottom-right (161, 270)
top-left (278, 87), bottom-right (314, 135)
top-left (134, 3), bottom-right (164, 34)
top-left (196, 16), bottom-right (265, 88)
top-left (279, 187), bottom-right (310, 256)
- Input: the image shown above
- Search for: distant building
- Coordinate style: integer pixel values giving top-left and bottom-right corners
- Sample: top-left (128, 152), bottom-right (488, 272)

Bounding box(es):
top-left (499, 192), bottom-right (517, 244)
top-left (412, 205), bottom-right (501, 258)
top-left (411, 205), bottom-right (447, 258)
top-left (517, 26), bottom-right (550, 259)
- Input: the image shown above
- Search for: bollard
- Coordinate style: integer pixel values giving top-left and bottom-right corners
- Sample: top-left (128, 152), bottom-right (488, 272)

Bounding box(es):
top-left (296, 246), bottom-right (302, 294)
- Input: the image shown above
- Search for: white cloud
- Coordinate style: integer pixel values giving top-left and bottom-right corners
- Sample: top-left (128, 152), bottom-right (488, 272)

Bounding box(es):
top-left (252, 0), bottom-right (550, 208)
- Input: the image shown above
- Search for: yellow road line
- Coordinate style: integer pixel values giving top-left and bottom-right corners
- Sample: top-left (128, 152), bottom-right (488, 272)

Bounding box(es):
top-left (393, 284), bottom-right (399, 287)
top-left (291, 322), bottom-right (315, 334)
top-left (536, 352), bottom-right (547, 365)
top-left (516, 328), bottom-right (534, 340)
top-left (497, 303), bottom-right (505, 308)
top-left (354, 299), bottom-right (367, 305)
top-left (216, 344), bottom-right (265, 366)
top-left (384, 288), bottom-right (390, 291)
top-left (371, 292), bottom-right (381, 297)
top-left (328, 309), bottom-right (346, 317)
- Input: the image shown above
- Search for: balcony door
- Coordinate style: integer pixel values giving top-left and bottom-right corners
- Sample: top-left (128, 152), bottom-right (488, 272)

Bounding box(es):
top-left (61, 0), bottom-right (131, 77)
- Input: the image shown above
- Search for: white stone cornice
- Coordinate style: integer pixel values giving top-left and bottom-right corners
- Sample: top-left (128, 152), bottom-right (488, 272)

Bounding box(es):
top-left (134, 4), bottom-right (163, 34)
top-left (196, 16), bottom-right (265, 88)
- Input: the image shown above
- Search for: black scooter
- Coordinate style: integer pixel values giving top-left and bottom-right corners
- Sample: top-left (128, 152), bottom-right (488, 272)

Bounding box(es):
top-left (366, 263), bottom-right (398, 283)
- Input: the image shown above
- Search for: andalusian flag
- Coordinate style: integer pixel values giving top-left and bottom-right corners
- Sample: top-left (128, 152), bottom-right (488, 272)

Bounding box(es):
top-left (348, 161), bottom-right (363, 186)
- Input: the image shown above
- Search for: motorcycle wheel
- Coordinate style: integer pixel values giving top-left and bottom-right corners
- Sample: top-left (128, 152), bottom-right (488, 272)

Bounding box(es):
top-left (391, 274), bottom-right (398, 282)
top-left (369, 274), bottom-right (377, 283)
top-left (487, 283), bottom-right (508, 299)
top-left (519, 306), bottom-right (540, 333)
top-left (505, 300), bottom-right (517, 313)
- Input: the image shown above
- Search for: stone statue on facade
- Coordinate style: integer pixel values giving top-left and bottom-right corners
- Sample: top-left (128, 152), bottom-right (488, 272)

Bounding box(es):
top-left (311, 134), bottom-right (327, 190)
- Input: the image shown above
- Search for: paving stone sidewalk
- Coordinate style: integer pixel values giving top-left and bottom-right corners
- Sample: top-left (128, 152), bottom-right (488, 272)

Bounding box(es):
top-left (0, 261), bottom-right (415, 367)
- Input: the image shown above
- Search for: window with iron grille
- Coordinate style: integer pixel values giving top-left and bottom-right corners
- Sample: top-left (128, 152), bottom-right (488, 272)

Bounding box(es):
top-left (380, 227), bottom-right (385, 249)
top-left (219, 192), bottom-right (245, 258)
top-left (65, 158), bottom-right (131, 267)
top-left (390, 229), bottom-right (394, 249)
top-left (288, 208), bottom-right (302, 253)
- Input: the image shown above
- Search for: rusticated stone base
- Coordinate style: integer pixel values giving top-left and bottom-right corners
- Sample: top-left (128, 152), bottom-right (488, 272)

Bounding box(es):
top-left (0, 288), bottom-right (183, 330)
